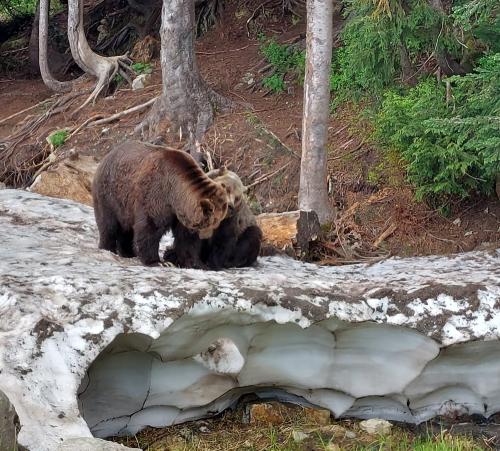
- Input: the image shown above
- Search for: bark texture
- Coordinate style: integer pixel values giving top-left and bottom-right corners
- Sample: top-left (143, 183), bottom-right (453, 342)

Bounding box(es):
top-left (39, 0), bottom-right (72, 92)
top-left (298, 0), bottom-right (335, 224)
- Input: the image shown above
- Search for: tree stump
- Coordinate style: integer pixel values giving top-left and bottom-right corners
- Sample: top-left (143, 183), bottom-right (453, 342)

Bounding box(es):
top-left (256, 210), bottom-right (321, 257)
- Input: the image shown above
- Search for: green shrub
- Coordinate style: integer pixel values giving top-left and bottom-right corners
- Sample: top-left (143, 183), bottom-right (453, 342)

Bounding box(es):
top-left (0, 0), bottom-right (37, 18)
top-left (259, 37), bottom-right (306, 92)
top-left (262, 73), bottom-right (285, 93)
top-left (375, 54), bottom-right (500, 205)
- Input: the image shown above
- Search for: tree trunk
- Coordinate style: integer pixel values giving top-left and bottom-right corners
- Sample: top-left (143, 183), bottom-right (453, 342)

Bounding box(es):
top-left (39, 0), bottom-right (72, 92)
top-left (67, 0), bottom-right (134, 112)
top-left (28, 1), bottom-right (41, 75)
top-left (399, 43), bottom-right (416, 86)
top-left (298, 0), bottom-right (335, 225)
top-left (136, 0), bottom-right (232, 163)
top-left (427, 0), bottom-right (469, 76)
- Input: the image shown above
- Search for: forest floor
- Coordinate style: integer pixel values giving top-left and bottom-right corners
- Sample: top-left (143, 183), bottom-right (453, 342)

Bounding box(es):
top-left (1, 1), bottom-right (500, 449)
top-left (112, 401), bottom-right (498, 450)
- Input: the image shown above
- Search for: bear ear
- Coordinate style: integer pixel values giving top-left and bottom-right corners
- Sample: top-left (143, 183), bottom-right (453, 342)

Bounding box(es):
top-left (200, 199), bottom-right (215, 216)
top-left (206, 168), bottom-right (221, 179)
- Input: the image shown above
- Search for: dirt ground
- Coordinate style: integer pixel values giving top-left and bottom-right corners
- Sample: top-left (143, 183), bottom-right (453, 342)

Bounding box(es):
top-left (0, 0), bottom-right (499, 262)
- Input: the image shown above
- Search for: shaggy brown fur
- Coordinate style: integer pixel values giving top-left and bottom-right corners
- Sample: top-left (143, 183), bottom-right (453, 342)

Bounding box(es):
top-left (92, 141), bottom-right (228, 265)
top-left (164, 168), bottom-right (262, 270)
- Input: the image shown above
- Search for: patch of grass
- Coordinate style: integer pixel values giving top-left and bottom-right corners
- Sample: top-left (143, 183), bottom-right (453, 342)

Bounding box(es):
top-left (113, 403), bottom-right (491, 451)
top-left (46, 129), bottom-right (69, 149)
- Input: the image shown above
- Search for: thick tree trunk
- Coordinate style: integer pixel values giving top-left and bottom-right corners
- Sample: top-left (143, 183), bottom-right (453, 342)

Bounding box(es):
top-left (298, 0), bottom-right (335, 224)
top-left (427, 0), bottom-right (469, 76)
top-left (28, 1), bottom-right (41, 74)
top-left (399, 43), bottom-right (416, 86)
top-left (67, 0), bottom-right (133, 111)
top-left (39, 0), bottom-right (72, 92)
top-left (136, 0), bottom-right (231, 163)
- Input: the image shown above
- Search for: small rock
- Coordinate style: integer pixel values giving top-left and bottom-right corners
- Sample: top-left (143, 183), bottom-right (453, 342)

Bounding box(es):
top-left (132, 73), bottom-right (151, 91)
top-left (464, 230), bottom-right (474, 237)
top-left (248, 402), bottom-right (285, 425)
top-left (199, 425), bottom-right (210, 433)
top-left (292, 430), bottom-right (308, 442)
top-left (359, 418), bottom-right (392, 435)
top-left (304, 407), bottom-right (331, 425)
top-left (28, 155), bottom-right (98, 206)
top-left (452, 217), bottom-right (461, 226)
top-left (345, 430), bottom-right (357, 439)
top-left (242, 72), bottom-right (255, 86)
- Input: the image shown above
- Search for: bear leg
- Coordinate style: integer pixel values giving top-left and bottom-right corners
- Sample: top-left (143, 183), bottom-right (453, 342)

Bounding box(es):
top-left (171, 223), bottom-right (208, 269)
top-left (117, 230), bottom-right (135, 258)
top-left (133, 217), bottom-right (165, 265)
top-left (96, 215), bottom-right (120, 254)
top-left (229, 225), bottom-right (262, 268)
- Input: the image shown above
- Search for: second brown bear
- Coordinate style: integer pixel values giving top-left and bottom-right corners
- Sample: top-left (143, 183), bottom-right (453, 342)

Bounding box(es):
top-left (164, 168), bottom-right (262, 270)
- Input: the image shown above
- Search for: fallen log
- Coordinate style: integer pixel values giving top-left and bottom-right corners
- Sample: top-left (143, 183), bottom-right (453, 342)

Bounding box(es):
top-left (256, 210), bottom-right (321, 257)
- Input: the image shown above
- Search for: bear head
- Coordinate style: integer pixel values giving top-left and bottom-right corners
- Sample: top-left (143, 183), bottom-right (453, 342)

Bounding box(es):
top-left (207, 167), bottom-right (247, 218)
top-left (177, 179), bottom-right (229, 239)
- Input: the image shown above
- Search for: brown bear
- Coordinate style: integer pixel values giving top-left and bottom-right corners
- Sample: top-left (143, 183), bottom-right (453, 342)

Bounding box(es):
top-left (164, 168), bottom-right (263, 270)
top-left (92, 140), bottom-right (229, 266)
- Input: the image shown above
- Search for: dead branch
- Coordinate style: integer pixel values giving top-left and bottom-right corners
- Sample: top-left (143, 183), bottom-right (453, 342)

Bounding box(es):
top-left (69, 97), bottom-right (159, 138)
top-left (195, 44), bottom-right (255, 55)
top-left (91, 97), bottom-right (158, 126)
top-left (373, 223), bottom-right (398, 248)
top-left (247, 161), bottom-right (292, 189)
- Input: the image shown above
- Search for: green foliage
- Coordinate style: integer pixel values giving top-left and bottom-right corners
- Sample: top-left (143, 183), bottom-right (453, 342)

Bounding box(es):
top-left (131, 62), bottom-right (152, 75)
top-left (375, 54), bottom-right (500, 205)
top-left (262, 73), bottom-right (285, 93)
top-left (0, 0), bottom-right (37, 18)
top-left (452, 0), bottom-right (500, 51)
top-left (46, 129), bottom-right (69, 149)
top-left (329, 0), bottom-right (459, 101)
top-left (259, 37), bottom-right (305, 92)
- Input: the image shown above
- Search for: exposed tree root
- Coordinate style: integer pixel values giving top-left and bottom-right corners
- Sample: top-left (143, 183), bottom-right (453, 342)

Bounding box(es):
top-left (0, 91), bottom-right (87, 187)
top-left (72, 54), bottom-right (134, 115)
